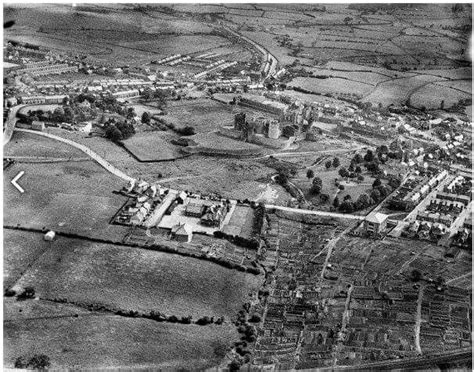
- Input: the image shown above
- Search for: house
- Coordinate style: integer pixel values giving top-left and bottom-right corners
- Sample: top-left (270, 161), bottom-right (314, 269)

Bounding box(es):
top-left (364, 212), bottom-right (388, 235)
top-left (185, 202), bottom-right (204, 217)
top-left (171, 223), bottom-right (193, 243)
top-left (31, 121), bottom-right (45, 131)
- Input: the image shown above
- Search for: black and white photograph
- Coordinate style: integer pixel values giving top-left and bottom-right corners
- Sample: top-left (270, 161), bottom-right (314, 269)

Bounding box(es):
top-left (2, 2), bottom-right (472, 370)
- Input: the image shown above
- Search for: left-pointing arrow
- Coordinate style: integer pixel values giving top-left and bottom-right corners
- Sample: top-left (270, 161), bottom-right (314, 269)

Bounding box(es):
top-left (11, 171), bottom-right (25, 193)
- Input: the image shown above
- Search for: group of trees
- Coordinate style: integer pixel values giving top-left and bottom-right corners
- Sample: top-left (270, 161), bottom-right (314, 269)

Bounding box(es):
top-left (325, 157), bottom-right (340, 170)
top-left (104, 118), bottom-right (136, 142)
top-left (14, 355), bottom-right (50, 370)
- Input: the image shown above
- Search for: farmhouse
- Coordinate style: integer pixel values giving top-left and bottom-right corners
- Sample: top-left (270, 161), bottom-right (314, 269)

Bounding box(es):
top-left (364, 212), bottom-right (388, 235)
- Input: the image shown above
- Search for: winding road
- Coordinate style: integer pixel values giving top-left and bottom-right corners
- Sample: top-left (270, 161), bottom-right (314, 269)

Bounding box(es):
top-left (14, 128), bottom-right (135, 182)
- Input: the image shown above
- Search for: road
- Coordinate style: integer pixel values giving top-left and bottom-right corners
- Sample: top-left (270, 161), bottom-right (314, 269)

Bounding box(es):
top-left (14, 128), bottom-right (135, 182)
top-left (3, 104), bottom-right (26, 147)
top-left (220, 24), bottom-right (278, 80)
top-left (265, 204), bottom-right (365, 220)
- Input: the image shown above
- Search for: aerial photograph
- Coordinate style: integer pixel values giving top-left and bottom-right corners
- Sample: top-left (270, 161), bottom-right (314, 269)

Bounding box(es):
top-left (2, 2), bottom-right (472, 371)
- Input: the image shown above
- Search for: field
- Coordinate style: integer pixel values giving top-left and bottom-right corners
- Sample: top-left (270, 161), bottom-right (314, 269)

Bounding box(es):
top-left (5, 308), bottom-right (237, 370)
top-left (4, 131), bottom-right (85, 159)
top-left (410, 82), bottom-right (471, 110)
top-left (161, 99), bottom-right (234, 134)
top-left (186, 132), bottom-right (263, 156)
top-left (222, 205), bottom-right (255, 238)
top-left (38, 128), bottom-right (276, 200)
top-left (121, 132), bottom-right (186, 161)
top-left (3, 157), bottom-right (128, 241)
top-left (12, 232), bottom-right (263, 319)
top-left (288, 77), bottom-right (373, 97)
top-left (4, 4), bottom-right (250, 67)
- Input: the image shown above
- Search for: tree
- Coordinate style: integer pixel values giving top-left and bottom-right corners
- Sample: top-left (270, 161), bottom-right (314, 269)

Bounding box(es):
top-left (126, 107), bottom-right (136, 119)
top-left (333, 196), bottom-right (340, 208)
top-left (105, 125), bottom-right (123, 142)
top-left (311, 177), bottom-right (323, 194)
top-left (64, 106), bottom-right (74, 122)
top-left (141, 111), bottom-right (151, 124)
top-left (325, 160), bottom-right (332, 169)
top-left (355, 166), bottom-right (362, 173)
top-left (338, 184), bottom-right (345, 191)
top-left (52, 106), bottom-right (65, 122)
top-left (340, 200), bottom-right (354, 213)
top-left (356, 193), bottom-right (371, 209)
top-left (332, 157), bottom-right (340, 168)
top-left (370, 188), bottom-right (381, 202)
top-left (353, 153), bottom-right (363, 163)
top-left (357, 175), bottom-right (364, 182)
top-left (373, 178), bottom-right (382, 188)
top-left (364, 149), bottom-right (374, 162)
top-left (179, 126), bottom-right (195, 136)
top-left (410, 269), bottom-right (422, 282)
top-left (344, 16), bottom-right (353, 25)
top-left (306, 169), bottom-right (314, 180)
top-left (339, 167), bottom-right (349, 178)
top-left (348, 162), bottom-right (355, 172)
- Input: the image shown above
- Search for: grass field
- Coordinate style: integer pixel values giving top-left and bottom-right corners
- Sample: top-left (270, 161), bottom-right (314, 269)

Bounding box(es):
top-left (3, 160), bottom-right (128, 241)
top-left (162, 99), bottom-right (234, 134)
top-left (289, 77), bottom-right (373, 97)
top-left (222, 205), bottom-right (255, 238)
top-left (5, 311), bottom-right (237, 370)
top-left (13, 233), bottom-right (263, 319)
top-left (5, 131), bottom-right (86, 160)
top-left (410, 82), bottom-right (471, 110)
top-left (121, 132), bottom-right (185, 161)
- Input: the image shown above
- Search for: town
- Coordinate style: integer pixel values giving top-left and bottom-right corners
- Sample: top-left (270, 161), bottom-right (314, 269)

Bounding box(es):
top-left (3, 3), bottom-right (472, 371)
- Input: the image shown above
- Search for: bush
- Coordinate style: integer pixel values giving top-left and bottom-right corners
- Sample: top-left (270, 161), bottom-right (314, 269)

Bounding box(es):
top-left (249, 314), bottom-right (261, 323)
top-left (17, 286), bottom-right (35, 300)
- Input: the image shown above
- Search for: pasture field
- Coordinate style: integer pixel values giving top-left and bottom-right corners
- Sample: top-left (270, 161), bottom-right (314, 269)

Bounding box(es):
top-left (5, 313), bottom-right (237, 370)
top-left (121, 132), bottom-right (185, 161)
top-left (5, 131), bottom-right (85, 159)
top-left (288, 77), bottom-right (373, 97)
top-left (3, 229), bottom-right (53, 290)
top-left (410, 83), bottom-right (471, 110)
top-left (3, 160), bottom-right (128, 241)
top-left (362, 75), bottom-right (447, 107)
top-left (41, 128), bottom-right (275, 199)
top-left (14, 235), bottom-right (263, 319)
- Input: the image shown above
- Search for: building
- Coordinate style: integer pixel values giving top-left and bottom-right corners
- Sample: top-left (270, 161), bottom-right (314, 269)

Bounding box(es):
top-left (44, 230), bottom-right (56, 241)
top-left (185, 202), bottom-right (205, 217)
top-left (31, 121), bottom-right (45, 131)
top-left (171, 223), bottom-right (193, 243)
top-left (364, 212), bottom-right (389, 235)
top-left (267, 120), bottom-right (281, 139)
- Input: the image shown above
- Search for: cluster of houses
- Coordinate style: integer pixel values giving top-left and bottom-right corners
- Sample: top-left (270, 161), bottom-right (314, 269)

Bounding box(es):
top-left (404, 172), bottom-right (472, 243)
top-left (388, 170), bottom-right (448, 211)
top-left (114, 180), bottom-right (235, 243)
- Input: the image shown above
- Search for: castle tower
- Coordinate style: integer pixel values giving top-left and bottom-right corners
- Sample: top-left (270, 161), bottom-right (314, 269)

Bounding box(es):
top-left (267, 120), bottom-right (281, 139)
